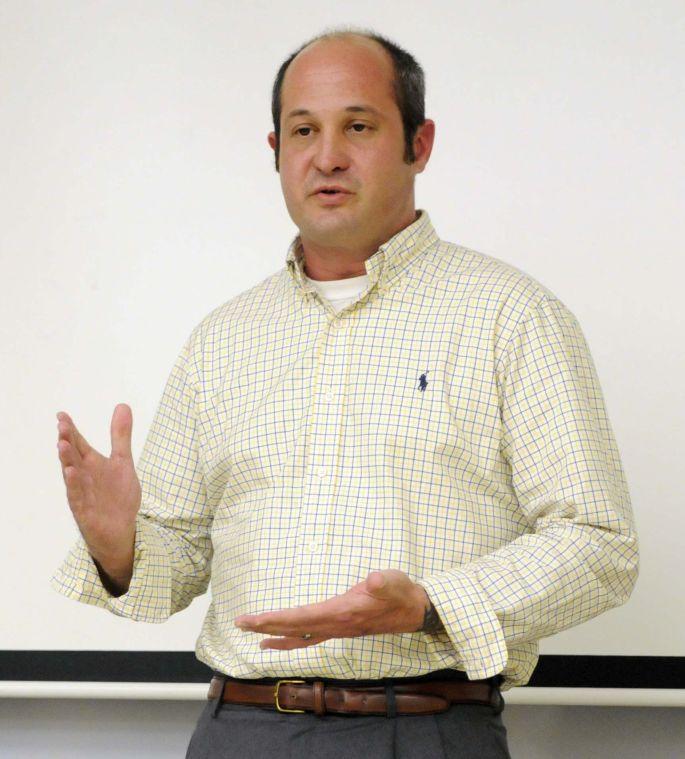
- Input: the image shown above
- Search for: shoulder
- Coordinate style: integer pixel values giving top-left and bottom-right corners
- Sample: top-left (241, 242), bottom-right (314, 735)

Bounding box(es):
top-left (188, 268), bottom-right (285, 343)
top-left (178, 268), bottom-right (286, 386)
top-left (418, 236), bottom-right (574, 325)
top-left (417, 238), bottom-right (557, 306)
top-left (410, 237), bottom-right (580, 364)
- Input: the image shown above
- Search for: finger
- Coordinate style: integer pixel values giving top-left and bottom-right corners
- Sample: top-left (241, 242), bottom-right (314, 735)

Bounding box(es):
top-left (365, 570), bottom-right (388, 594)
top-left (56, 430), bottom-right (87, 497)
top-left (235, 608), bottom-right (320, 635)
top-left (258, 636), bottom-right (328, 650)
top-left (65, 424), bottom-right (83, 466)
top-left (57, 440), bottom-right (70, 486)
top-left (110, 403), bottom-right (133, 460)
top-left (236, 597), bottom-right (345, 636)
top-left (57, 436), bottom-right (82, 474)
top-left (57, 412), bottom-right (91, 460)
top-left (62, 463), bottom-right (87, 513)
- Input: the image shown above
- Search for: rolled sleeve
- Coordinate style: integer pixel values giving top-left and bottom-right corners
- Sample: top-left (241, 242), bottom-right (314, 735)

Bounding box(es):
top-left (417, 294), bottom-right (638, 681)
top-left (415, 570), bottom-right (508, 681)
top-left (50, 512), bottom-right (172, 623)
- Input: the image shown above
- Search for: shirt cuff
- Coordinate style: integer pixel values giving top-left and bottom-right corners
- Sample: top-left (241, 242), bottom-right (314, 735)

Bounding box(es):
top-left (416, 568), bottom-right (508, 681)
top-left (50, 514), bottom-right (172, 623)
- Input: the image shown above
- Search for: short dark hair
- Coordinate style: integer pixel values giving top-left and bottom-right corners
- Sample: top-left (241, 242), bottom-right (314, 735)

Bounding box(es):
top-left (270, 26), bottom-right (426, 171)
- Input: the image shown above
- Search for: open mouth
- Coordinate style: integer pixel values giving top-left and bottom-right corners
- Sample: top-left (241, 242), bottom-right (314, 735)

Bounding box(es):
top-left (313, 188), bottom-right (352, 202)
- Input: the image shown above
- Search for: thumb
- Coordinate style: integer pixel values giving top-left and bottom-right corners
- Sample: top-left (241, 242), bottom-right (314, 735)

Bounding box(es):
top-left (111, 403), bottom-right (134, 460)
top-left (366, 570), bottom-right (389, 595)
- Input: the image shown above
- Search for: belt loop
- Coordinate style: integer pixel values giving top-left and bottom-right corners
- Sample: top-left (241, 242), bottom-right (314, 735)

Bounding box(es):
top-left (384, 682), bottom-right (397, 718)
top-left (312, 680), bottom-right (326, 716)
top-left (211, 675), bottom-right (227, 718)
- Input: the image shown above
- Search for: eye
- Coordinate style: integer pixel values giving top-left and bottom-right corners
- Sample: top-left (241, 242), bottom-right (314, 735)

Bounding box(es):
top-left (292, 123), bottom-right (371, 137)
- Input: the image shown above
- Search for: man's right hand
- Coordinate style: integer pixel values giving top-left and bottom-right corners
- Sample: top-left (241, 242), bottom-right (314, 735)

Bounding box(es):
top-left (56, 403), bottom-right (141, 596)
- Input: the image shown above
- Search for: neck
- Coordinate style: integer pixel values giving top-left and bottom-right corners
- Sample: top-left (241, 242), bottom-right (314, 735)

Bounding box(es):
top-left (299, 208), bottom-right (419, 282)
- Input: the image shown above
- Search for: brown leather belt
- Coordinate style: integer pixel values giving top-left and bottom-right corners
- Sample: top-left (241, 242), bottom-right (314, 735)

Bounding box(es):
top-left (207, 675), bottom-right (502, 717)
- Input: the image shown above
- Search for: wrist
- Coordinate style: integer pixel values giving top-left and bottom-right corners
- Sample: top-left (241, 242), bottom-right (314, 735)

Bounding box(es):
top-left (92, 556), bottom-right (133, 597)
top-left (88, 537), bottom-right (135, 594)
top-left (86, 529), bottom-right (136, 571)
top-left (415, 584), bottom-right (445, 634)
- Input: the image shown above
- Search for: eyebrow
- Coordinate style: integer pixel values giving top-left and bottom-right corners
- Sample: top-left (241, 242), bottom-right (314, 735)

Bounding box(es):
top-left (285, 105), bottom-right (383, 121)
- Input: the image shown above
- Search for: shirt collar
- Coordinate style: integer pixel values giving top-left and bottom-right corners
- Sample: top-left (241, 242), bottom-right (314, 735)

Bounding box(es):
top-left (285, 208), bottom-right (438, 297)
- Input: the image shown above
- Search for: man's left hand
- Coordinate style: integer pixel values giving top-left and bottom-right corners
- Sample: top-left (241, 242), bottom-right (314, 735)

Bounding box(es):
top-left (234, 569), bottom-right (431, 650)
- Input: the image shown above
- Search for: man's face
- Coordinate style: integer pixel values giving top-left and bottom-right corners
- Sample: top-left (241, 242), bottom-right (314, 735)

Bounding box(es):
top-left (268, 36), bottom-right (433, 253)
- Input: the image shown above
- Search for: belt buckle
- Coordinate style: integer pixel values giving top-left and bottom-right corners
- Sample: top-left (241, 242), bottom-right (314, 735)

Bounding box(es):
top-left (274, 679), bottom-right (306, 713)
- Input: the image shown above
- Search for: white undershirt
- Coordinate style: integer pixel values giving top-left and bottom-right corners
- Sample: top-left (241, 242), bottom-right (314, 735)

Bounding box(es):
top-left (303, 272), bottom-right (370, 313)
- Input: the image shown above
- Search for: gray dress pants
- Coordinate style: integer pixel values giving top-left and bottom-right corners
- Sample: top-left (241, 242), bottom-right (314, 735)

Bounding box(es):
top-left (185, 673), bottom-right (512, 759)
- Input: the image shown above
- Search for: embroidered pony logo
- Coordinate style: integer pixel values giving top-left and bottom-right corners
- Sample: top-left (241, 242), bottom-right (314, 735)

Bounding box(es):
top-left (418, 371), bottom-right (429, 391)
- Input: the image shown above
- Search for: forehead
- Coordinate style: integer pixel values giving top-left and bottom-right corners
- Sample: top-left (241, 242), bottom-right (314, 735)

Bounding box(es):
top-left (281, 36), bottom-right (396, 117)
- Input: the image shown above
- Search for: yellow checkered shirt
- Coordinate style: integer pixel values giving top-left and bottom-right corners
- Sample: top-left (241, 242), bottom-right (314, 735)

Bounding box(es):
top-left (52, 209), bottom-right (639, 689)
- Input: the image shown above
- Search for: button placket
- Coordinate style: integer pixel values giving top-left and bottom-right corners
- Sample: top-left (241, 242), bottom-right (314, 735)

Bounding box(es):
top-left (295, 316), bottom-right (348, 594)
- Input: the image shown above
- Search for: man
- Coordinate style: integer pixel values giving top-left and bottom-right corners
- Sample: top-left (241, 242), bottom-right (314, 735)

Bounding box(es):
top-left (53, 27), bottom-right (639, 758)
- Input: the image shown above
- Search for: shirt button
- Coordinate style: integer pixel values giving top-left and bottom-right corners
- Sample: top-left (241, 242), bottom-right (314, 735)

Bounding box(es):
top-left (307, 540), bottom-right (320, 552)
top-left (315, 467), bottom-right (327, 479)
top-left (325, 390), bottom-right (336, 403)
top-left (332, 320), bottom-right (346, 330)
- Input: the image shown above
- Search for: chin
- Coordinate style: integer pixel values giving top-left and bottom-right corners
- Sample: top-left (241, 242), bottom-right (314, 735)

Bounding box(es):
top-left (303, 211), bottom-right (352, 229)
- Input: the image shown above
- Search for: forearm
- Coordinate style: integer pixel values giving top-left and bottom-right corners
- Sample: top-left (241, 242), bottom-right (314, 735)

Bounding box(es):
top-left (477, 522), bottom-right (636, 639)
top-left (416, 518), bottom-right (639, 679)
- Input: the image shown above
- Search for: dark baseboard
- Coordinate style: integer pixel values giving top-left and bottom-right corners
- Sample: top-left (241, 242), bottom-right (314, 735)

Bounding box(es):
top-left (0, 653), bottom-right (683, 689)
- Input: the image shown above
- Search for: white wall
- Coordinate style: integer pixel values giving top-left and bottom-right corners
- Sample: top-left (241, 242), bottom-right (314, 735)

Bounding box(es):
top-left (3, 0), bottom-right (683, 665)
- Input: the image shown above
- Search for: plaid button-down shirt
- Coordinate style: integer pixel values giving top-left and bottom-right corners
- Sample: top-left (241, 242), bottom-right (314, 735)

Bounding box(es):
top-left (52, 209), bottom-right (639, 689)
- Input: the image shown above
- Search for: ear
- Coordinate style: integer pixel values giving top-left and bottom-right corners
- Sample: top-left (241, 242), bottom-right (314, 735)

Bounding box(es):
top-left (268, 132), bottom-right (277, 151)
top-left (412, 119), bottom-right (435, 174)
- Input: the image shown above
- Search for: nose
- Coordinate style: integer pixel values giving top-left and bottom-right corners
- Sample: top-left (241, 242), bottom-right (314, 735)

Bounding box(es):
top-left (312, 129), bottom-right (350, 174)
